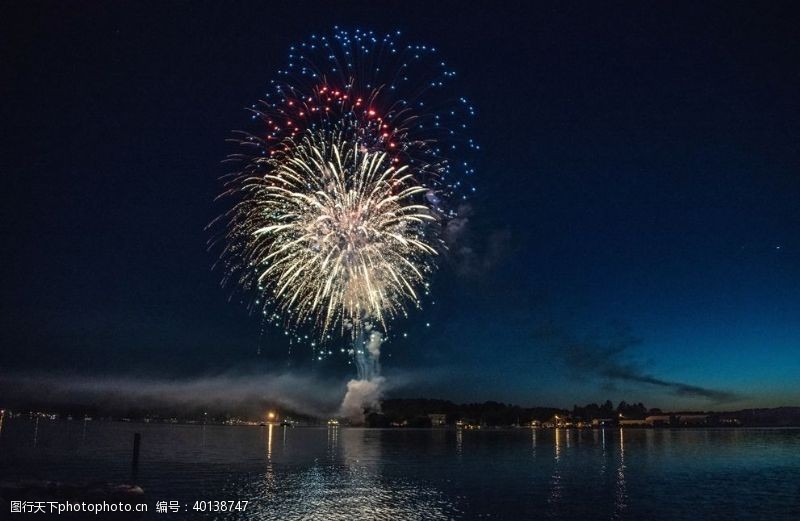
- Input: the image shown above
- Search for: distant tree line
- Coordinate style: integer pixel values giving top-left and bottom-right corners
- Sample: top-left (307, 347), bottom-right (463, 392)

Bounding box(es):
top-left (8, 396), bottom-right (800, 427)
top-left (570, 400), bottom-right (663, 420)
top-left (373, 399), bottom-right (800, 427)
top-left (373, 398), bottom-right (573, 427)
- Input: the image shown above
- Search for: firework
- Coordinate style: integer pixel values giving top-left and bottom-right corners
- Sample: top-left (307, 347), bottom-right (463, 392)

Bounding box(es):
top-left (212, 28), bottom-right (476, 349)
top-left (225, 129), bottom-right (438, 336)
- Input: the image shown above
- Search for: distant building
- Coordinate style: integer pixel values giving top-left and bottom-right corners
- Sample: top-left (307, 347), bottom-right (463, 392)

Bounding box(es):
top-left (677, 414), bottom-right (708, 426)
top-left (645, 415), bottom-right (672, 426)
top-left (619, 419), bottom-right (648, 427)
top-left (428, 413), bottom-right (447, 427)
top-left (592, 418), bottom-right (616, 427)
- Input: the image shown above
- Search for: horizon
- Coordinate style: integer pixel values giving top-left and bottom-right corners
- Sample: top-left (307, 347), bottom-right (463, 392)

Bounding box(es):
top-left (1, 372), bottom-right (798, 418)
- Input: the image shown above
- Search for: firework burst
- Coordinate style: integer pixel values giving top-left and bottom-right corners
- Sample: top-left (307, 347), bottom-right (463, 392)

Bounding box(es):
top-left (211, 28), bottom-right (476, 350)
top-left (225, 130), bottom-right (438, 336)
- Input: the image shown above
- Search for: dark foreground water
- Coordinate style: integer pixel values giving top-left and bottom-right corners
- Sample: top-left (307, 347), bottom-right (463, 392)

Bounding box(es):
top-left (1, 418), bottom-right (799, 520)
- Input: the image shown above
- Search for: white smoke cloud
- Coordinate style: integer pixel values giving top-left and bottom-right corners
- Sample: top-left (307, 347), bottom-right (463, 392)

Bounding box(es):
top-left (0, 366), bottom-right (458, 425)
top-left (366, 330), bottom-right (383, 359)
top-left (443, 203), bottom-right (472, 245)
top-left (340, 327), bottom-right (386, 424)
top-left (339, 376), bottom-right (386, 424)
top-left (0, 372), bottom-right (345, 419)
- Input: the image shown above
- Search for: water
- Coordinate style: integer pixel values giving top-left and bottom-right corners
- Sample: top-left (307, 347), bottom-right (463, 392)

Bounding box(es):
top-left (1, 418), bottom-right (799, 519)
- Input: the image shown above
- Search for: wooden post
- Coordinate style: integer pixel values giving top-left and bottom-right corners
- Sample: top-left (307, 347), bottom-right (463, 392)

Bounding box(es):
top-left (132, 432), bottom-right (141, 470)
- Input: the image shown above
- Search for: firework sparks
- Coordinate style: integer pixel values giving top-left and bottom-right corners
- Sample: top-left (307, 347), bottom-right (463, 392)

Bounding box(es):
top-left (211, 28), bottom-right (476, 364)
top-left (227, 130), bottom-right (438, 336)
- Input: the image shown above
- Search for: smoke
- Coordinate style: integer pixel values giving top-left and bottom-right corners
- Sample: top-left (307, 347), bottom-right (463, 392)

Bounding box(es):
top-left (366, 330), bottom-right (383, 359)
top-left (0, 358), bottom-right (444, 425)
top-left (352, 326), bottom-right (382, 381)
top-left (339, 376), bottom-right (386, 424)
top-left (443, 203), bottom-right (511, 276)
top-left (340, 327), bottom-right (386, 423)
top-left (0, 372), bottom-right (345, 418)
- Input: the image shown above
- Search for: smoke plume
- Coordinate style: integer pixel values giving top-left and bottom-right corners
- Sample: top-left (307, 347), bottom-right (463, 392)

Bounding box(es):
top-left (340, 328), bottom-right (386, 423)
top-left (0, 372), bottom-right (344, 418)
top-left (339, 376), bottom-right (386, 424)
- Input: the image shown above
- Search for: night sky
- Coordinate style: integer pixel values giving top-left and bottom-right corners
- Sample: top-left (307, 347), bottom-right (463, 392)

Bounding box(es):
top-left (3, 2), bottom-right (798, 411)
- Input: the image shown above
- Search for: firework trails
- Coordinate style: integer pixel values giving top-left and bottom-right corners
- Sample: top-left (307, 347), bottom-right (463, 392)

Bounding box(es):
top-left (211, 28), bottom-right (476, 416)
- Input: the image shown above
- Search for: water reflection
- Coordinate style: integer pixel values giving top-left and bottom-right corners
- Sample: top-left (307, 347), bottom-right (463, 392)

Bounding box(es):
top-left (342, 428), bottom-right (379, 468)
top-left (554, 428), bottom-right (562, 461)
top-left (238, 428), bottom-right (458, 519)
top-left (600, 428), bottom-right (607, 478)
top-left (3, 423), bottom-right (797, 520)
top-left (548, 428), bottom-right (564, 512)
top-left (33, 416), bottom-right (39, 448)
top-left (614, 428), bottom-right (628, 517)
top-left (266, 424), bottom-right (274, 460)
top-left (327, 423), bottom-right (339, 456)
top-left (263, 424), bottom-right (276, 496)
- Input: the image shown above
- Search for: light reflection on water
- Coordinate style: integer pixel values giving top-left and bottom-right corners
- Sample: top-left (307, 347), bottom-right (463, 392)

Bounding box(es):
top-left (615, 427), bottom-right (627, 519)
top-left (212, 426), bottom-right (459, 520)
top-left (234, 426), bottom-right (457, 520)
top-left (548, 428), bottom-right (563, 513)
top-left (1, 419), bottom-right (799, 520)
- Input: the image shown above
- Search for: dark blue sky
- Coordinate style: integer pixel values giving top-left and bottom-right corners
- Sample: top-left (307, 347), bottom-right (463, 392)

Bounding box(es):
top-left (2, 1), bottom-right (798, 410)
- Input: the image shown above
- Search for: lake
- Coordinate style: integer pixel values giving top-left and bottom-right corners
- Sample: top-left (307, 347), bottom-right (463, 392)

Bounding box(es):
top-left (1, 418), bottom-right (799, 519)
